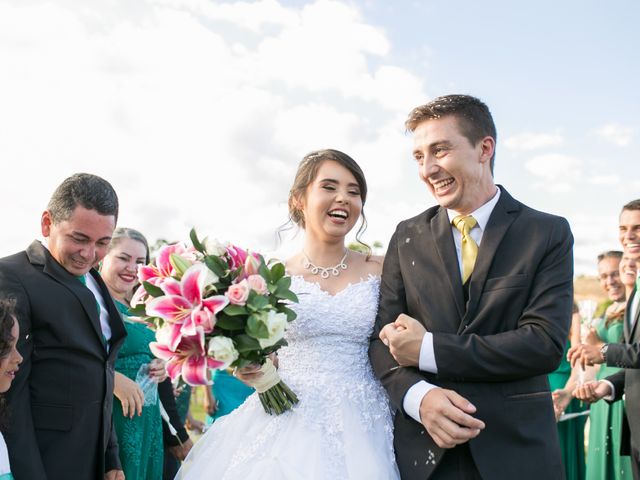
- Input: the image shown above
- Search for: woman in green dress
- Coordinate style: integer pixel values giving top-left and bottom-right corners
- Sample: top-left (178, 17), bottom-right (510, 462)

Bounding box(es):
top-left (550, 302), bottom-right (587, 480)
top-left (101, 228), bottom-right (165, 480)
top-left (204, 369), bottom-right (254, 424)
top-left (583, 251), bottom-right (632, 479)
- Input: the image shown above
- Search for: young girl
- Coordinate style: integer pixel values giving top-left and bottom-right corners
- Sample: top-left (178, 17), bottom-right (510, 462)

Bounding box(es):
top-left (178, 149), bottom-right (399, 479)
top-left (0, 299), bottom-right (23, 480)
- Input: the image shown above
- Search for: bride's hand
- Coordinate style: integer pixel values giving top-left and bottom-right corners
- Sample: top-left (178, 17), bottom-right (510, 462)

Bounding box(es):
top-left (234, 363), bottom-right (263, 386)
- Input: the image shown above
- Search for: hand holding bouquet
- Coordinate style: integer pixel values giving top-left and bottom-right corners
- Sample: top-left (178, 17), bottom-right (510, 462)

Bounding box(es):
top-left (131, 229), bottom-right (299, 415)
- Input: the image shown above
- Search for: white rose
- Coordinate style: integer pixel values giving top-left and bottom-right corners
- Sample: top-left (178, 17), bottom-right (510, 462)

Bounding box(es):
top-left (207, 336), bottom-right (239, 368)
top-left (202, 236), bottom-right (227, 257)
top-left (258, 310), bottom-right (287, 349)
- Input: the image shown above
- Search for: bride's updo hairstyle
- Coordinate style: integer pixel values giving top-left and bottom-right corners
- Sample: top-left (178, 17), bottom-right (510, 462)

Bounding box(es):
top-left (287, 149), bottom-right (371, 255)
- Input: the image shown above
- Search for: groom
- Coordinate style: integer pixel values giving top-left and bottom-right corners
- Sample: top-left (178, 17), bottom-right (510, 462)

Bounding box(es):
top-left (369, 95), bottom-right (574, 479)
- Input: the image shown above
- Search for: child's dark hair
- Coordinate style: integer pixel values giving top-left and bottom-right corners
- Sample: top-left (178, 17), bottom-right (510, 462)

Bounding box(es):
top-left (0, 297), bottom-right (17, 433)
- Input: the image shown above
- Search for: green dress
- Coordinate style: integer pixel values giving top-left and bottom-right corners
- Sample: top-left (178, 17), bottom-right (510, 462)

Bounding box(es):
top-left (548, 342), bottom-right (587, 480)
top-left (206, 369), bottom-right (254, 424)
top-left (112, 301), bottom-right (163, 480)
top-left (586, 318), bottom-right (633, 480)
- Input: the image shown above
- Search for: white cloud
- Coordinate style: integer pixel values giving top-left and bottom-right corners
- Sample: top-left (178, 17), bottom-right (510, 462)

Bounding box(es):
top-left (595, 123), bottom-right (634, 147)
top-left (503, 132), bottom-right (564, 150)
top-left (589, 174), bottom-right (620, 186)
top-left (0, 0), bottom-right (427, 257)
top-left (524, 154), bottom-right (581, 193)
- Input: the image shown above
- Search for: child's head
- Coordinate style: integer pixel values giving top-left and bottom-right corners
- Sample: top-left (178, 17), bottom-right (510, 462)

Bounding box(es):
top-left (0, 298), bottom-right (22, 394)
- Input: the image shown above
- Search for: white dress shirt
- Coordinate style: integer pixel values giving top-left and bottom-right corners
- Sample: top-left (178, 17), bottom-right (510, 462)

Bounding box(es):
top-left (84, 272), bottom-right (113, 346)
top-left (402, 187), bottom-right (501, 423)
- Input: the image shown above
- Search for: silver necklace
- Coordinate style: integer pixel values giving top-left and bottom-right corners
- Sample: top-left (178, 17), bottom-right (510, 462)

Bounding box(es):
top-left (302, 250), bottom-right (348, 279)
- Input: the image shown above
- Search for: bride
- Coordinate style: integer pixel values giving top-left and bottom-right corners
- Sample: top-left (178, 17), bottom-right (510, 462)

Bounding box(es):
top-left (177, 149), bottom-right (400, 479)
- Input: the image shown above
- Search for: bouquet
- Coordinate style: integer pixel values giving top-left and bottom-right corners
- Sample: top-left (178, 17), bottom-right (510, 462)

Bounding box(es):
top-left (131, 229), bottom-right (299, 415)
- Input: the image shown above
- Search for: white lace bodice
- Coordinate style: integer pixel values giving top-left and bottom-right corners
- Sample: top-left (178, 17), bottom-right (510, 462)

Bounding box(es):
top-left (217, 275), bottom-right (396, 477)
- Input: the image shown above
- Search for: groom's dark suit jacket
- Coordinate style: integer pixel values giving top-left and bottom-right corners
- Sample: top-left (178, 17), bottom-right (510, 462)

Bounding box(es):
top-left (0, 241), bottom-right (127, 480)
top-left (370, 187), bottom-right (573, 479)
top-left (605, 286), bottom-right (640, 459)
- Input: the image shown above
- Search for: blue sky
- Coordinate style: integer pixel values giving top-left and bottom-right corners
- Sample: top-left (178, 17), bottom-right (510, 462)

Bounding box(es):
top-left (0, 0), bottom-right (637, 274)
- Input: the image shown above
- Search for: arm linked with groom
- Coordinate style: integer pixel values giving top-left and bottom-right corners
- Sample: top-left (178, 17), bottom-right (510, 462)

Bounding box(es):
top-left (369, 95), bottom-right (574, 479)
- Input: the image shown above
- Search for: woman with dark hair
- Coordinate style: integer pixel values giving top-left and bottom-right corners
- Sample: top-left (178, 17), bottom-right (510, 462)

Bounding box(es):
top-left (177, 150), bottom-right (399, 479)
top-left (0, 298), bottom-right (23, 480)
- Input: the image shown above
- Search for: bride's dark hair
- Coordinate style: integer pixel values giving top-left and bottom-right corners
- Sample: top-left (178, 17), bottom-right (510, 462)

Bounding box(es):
top-left (284, 149), bottom-right (371, 256)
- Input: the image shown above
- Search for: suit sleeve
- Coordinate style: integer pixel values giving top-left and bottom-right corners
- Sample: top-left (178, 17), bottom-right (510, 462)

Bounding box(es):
top-left (0, 266), bottom-right (48, 479)
top-left (159, 378), bottom-right (189, 446)
top-left (369, 230), bottom-right (427, 412)
top-left (605, 370), bottom-right (626, 402)
top-left (104, 416), bottom-right (122, 472)
top-left (433, 217), bottom-right (574, 382)
top-left (606, 342), bottom-right (640, 369)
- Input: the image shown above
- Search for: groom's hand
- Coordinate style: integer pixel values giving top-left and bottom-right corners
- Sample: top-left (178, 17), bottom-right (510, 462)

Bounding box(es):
top-left (379, 314), bottom-right (425, 367)
top-left (419, 388), bottom-right (485, 449)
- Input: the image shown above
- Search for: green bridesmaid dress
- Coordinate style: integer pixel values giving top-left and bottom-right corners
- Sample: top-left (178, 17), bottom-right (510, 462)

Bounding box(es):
top-left (548, 342), bottom-right (587, 480)
top-left (586, 317), bottom-right (633, 480)
top-left (112, 301), bottom-right (163, 480)
top-left (206, 369), bottom-right (254, 424)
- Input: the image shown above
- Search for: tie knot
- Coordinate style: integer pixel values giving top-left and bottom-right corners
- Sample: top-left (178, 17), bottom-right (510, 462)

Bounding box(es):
top-left (452, 215), bottom-right (477, 235)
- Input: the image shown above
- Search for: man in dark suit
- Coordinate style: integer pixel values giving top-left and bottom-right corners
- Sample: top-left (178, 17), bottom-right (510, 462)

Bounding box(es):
top-left (369, 95), bottom-right (573, 479)
top-left (0, 173), bottom-right (127, 479)
top-left (571, 199), bottom-right (640, 478)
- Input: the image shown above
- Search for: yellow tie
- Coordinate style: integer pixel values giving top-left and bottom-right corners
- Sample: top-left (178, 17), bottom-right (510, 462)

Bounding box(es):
top-left (452, 215), bottom-right (478, 284)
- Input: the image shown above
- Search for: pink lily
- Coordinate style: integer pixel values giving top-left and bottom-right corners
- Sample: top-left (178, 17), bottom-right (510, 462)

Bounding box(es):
top-left (149, 330), bottom-right (224, 385)
top-left (138, 243), bottom-right (196, 285)
top-left (226, 244), bottom-right (250, 271)
top-left (226, 244), bottom-right (261, 279)
top-left (145, 263), bottom-right (228, 350)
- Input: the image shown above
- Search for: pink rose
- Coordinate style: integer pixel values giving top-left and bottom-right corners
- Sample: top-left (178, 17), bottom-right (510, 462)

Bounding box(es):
top-left (225, 280), bottom-right (250, 305)
top-left (247, 274), bottom-right (268, 295)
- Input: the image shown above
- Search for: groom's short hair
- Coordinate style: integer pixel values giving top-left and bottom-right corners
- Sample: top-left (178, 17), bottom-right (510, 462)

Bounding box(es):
top-left (47, 173), bottom-right (119, 223)
top-left (405, 94), bottom-right (497, 172)
top-left (621, 199), bottom-right (640, 214)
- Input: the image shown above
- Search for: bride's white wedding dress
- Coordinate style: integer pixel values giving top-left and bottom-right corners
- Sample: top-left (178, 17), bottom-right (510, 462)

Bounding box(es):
top-left (177, 275), bottom-right (400, 479)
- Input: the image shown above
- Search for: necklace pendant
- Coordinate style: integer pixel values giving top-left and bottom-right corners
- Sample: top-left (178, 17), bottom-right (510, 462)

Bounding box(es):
top-left (303, 250), bottom-right (349, 279)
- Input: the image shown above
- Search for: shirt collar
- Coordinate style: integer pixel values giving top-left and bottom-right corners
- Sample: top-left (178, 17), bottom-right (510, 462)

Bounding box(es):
top-left (446, 187), bottom-right (501, 232)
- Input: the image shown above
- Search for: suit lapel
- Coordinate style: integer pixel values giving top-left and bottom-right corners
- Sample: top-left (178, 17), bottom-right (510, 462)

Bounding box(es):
top-left (89, 269), bottom-right (127, 357)
top-left (461, 187), bottom-right (519, 330)
top-left (431, 208), bottom-right (465, 322)
top-left (27, 240), bottom-right (107, 352)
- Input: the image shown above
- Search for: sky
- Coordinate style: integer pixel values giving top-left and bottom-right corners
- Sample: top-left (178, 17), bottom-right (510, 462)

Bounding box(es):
top-left (0, 0), bottom-right (637, 275)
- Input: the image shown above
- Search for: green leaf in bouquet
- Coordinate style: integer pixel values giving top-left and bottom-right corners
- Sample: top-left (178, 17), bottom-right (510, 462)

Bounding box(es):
top-left (246, 312), bottom-right (269, 339)
top-left (267, 282), bottom-right (278, 294)
top-left (215, 312), bottom-right (246, 331)
top-left (258, 262), bottom-right (272, 283)
top-left (261, 337), bottom-right (288, 353)
top-left (224, 304), bottom-right (248, 316)
top-left (234, 334), bottom-right (261, 353)
top-left (205, 255), bottom-right (227, 278)
top-left (275, 289), bottom-right (299, 303)
top-left (127, 303), bottom-right (147, 317)
top-left (143, 281), bottom-right (164, 298)
top-left (170, 253), bottom-right (191, 277)
top-left (276, 276), bottom-right (292, 291)
top-left (278, 305), bottom-right (297, 322)
top-left (247, 291), bottom-right (269, 312)
top-left (189, 228), bottom-right (206, 254)
top-left (270, 262), bottom-right (286, 282)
